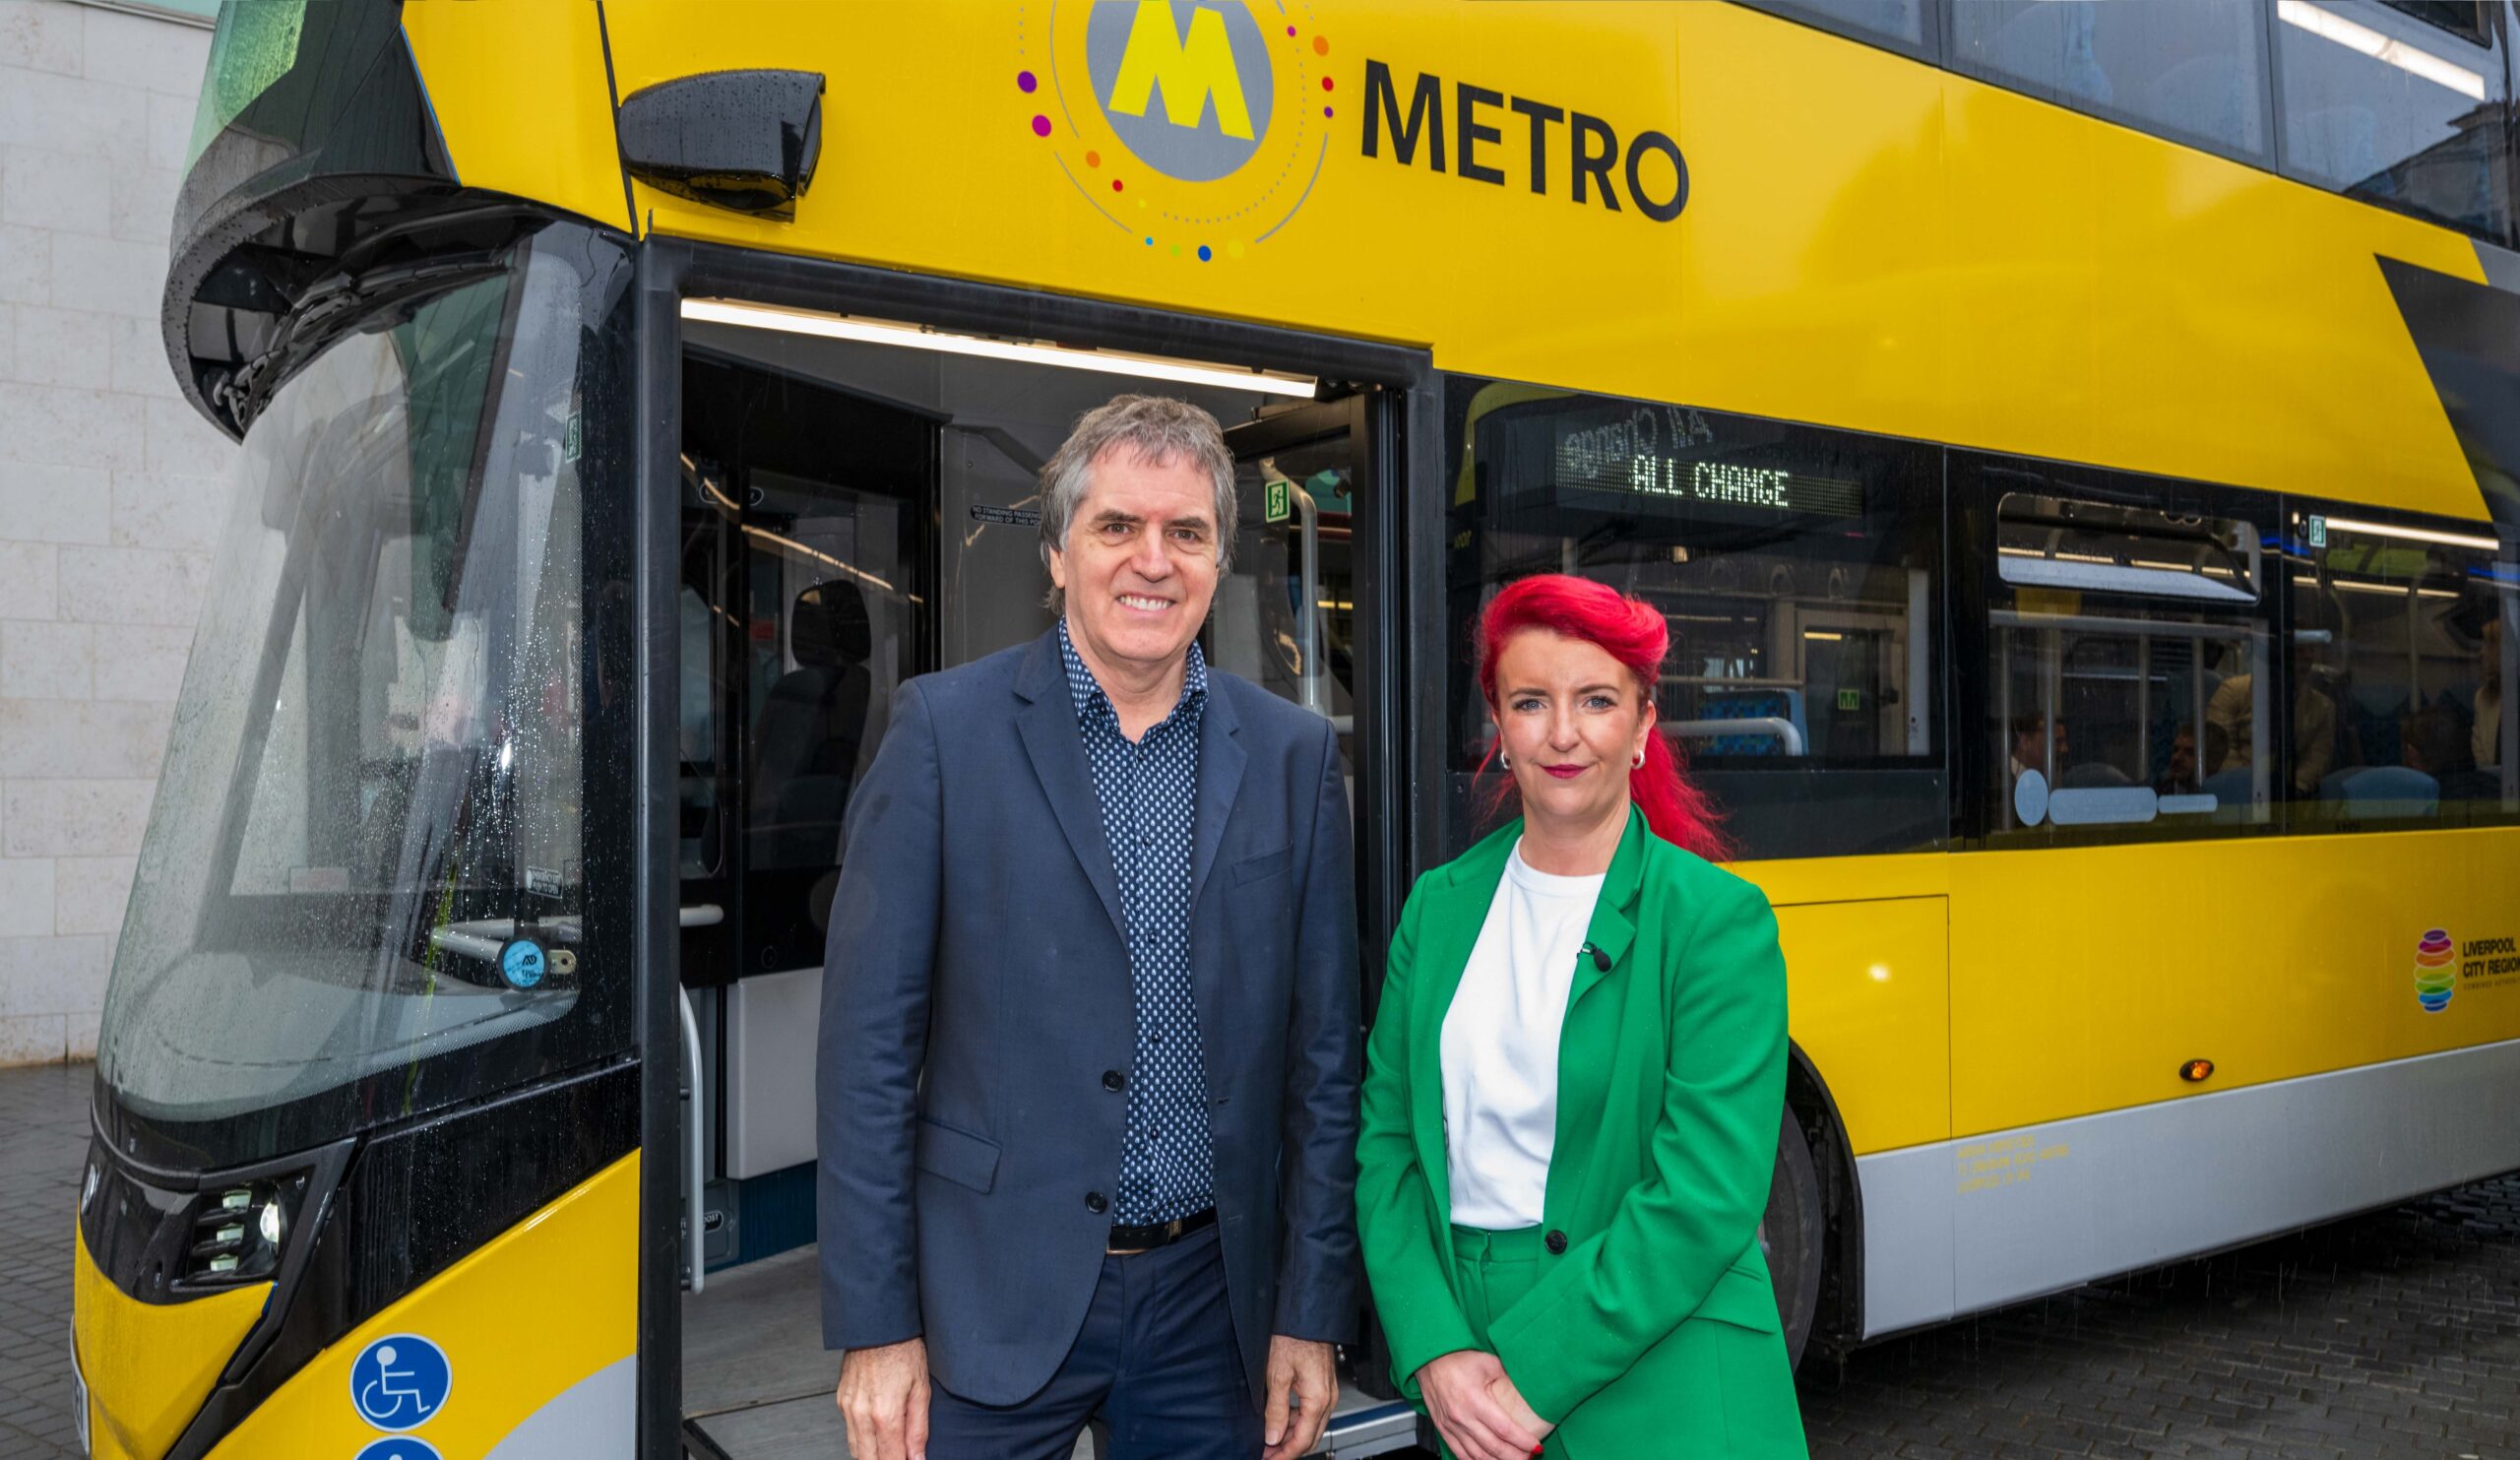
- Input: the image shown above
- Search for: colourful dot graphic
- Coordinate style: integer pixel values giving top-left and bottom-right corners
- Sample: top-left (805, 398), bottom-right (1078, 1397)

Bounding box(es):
top-left (1324, 106), bottom-right (1333, 118)
top-left (1313, 35), bottom-right (1329, 55)
top-left (1198, 245), bottom-right (1212, 261)
top-left (1321, 77), bottom-right (1334, 92)
top-left (1085, 150), bottom-right (1101, 167)
top-left (1017, 70), bottom-right (1037, 93)
top-left (1287, 24), bottom-right (1296, 35)
top-left (1111, 178), bottom-right (1124, 192)
top-left (1030, 115), bottom-right (1050, 138)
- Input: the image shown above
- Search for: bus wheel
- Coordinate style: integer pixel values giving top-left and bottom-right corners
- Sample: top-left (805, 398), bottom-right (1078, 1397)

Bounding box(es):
top-left (1759, 1109), bottom-right (1825, 1367)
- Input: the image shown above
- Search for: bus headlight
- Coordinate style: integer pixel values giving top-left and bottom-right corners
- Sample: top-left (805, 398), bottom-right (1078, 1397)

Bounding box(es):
top-left (182, 1174), bottom-right (307, 1287)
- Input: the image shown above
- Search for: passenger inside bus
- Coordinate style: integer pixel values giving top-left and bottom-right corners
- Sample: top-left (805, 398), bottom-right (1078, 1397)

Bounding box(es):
top-left (2007, 713), bottom-right (2067, 789)
top-left (2204, 644), bottom-right (2337, 796)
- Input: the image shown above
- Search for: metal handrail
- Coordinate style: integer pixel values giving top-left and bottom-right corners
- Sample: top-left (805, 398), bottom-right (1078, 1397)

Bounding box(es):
top-left (1670, 716), bottom-right (1805, 756)
top-left (678, 985), bottom-right (706, 1295)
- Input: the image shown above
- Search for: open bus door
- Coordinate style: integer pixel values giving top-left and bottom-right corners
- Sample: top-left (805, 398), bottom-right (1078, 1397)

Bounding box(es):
top-left (652, 298), bottom-right (1416, 1455)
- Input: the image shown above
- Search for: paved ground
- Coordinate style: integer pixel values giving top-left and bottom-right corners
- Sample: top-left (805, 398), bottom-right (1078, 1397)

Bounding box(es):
top-left (0, 1061), bottom-right (92, 1459)
top-left (12, 1053), bottom-right (2520, 1459)
top-left (1794, 1179), bottom-right (2520, 1459)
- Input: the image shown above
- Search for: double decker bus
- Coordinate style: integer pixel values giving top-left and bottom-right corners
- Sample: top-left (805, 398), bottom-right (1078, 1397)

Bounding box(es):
top-left (74, 1), bottom-right (2519, 1456)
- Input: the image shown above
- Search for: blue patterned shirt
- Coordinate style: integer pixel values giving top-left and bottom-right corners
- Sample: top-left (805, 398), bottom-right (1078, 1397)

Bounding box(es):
top-left (1058, 620), bottom-right (1217, 1225)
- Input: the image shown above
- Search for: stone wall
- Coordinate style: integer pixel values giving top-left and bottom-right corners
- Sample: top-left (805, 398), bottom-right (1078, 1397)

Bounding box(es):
top-left (0, 0), bottom-right (230, 1064)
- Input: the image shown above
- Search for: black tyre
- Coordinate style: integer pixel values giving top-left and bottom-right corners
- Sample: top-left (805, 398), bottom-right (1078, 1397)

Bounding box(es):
top-left (1758, 1109), bottom-right (1826, 1367)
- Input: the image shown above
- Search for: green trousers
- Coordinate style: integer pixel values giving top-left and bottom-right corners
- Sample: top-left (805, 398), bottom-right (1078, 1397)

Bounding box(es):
top-left (1446, 1225), bottom-right (1808, 1459)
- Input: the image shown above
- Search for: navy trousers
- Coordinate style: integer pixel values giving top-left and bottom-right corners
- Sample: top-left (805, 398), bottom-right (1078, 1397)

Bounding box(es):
top-left (925, 1224), bottom-right (1262, 1460)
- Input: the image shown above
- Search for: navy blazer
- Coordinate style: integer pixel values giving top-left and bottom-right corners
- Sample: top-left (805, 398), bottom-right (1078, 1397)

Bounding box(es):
top-left (817, 626), bottom-right (1363, 1407)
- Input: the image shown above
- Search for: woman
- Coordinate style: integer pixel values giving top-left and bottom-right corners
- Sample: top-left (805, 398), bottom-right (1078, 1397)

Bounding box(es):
top-left (1356, 574), bottom-right (1805, 1459)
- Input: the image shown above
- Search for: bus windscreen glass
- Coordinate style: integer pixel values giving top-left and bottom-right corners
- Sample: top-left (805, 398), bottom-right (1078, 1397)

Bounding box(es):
top-left (97, 242), bottom-right (620, 1168)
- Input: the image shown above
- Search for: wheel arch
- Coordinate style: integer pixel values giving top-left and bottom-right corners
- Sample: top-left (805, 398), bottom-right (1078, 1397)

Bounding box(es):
top-left (1785, 1039), bottom-right (1864, 1359)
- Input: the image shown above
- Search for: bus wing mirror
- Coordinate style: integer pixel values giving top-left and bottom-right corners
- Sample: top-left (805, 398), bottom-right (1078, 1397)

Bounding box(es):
top-left (618, 69), bottom-right (825, 222)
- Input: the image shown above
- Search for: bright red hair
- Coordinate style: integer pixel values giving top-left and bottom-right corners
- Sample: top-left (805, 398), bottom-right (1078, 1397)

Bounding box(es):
top-left (1476, 574), bottom-right (1730, 861)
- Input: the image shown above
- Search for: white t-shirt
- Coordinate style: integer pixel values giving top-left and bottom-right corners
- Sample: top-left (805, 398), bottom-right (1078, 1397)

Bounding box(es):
top-left (1439, 842), bottom-right (1606, 1231)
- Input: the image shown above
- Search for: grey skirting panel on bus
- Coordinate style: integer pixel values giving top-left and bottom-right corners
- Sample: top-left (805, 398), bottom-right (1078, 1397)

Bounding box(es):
top-left (1857, 1036), bottom-right (2520, 1340)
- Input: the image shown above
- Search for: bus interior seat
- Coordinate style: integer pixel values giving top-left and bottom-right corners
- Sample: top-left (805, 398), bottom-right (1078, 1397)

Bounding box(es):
top-left (750, 580), bottom-right (873, 870)
top-left (2058, 760), bottom-right (2134, 790)
top-left (1700, 688), bottom-right (1808, 756)
top-left (2198, 766), bottom-right (2253, 816)
top-left (2323, 764), bottom-right (2438, 819)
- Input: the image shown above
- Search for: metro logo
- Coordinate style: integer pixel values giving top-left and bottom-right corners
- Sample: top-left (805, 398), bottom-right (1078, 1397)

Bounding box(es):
top-left (1086, 0), bottom-right (1275, 183)
top-left (1106, 1), bottom-right (1255, 141)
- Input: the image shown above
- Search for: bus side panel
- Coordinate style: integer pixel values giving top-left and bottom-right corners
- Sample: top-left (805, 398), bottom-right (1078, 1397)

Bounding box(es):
top-left (588, 2), bottom-right (2494, 523)
top-left (1950, 828), bottom-right (2520, 1139)
top-left (1859, 1035), bottom-right (2520, 1337)
top-left (203, 1152), bottom-right (641, 1459)
top-left (401, 0), bottom-right (634, 234)
top-left (1773, 895), bottom-right (1950, 1158)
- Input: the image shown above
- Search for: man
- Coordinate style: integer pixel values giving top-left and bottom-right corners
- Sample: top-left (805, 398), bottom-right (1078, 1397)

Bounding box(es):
top-left (819, 394), bottom-right (1360, 1460)
top-left (2205, 647), bottom-right (2336, 796)
top-left (2007, 712), bottom-right (2066, 788)
top-left (2154, 725), bottom-right (2201, 795)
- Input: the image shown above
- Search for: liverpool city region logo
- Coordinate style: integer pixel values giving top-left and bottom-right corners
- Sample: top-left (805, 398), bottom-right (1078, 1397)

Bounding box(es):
top-left (2415, 928), bottom-right (2456, 1012)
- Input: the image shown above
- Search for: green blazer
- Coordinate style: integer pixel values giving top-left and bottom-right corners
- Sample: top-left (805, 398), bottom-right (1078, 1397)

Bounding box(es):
top-left (1356, 806), bottom-right (1799, 1454)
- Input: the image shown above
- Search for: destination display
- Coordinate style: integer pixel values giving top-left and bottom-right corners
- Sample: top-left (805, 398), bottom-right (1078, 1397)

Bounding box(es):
top-left (1541, 403), bottom-right (1864, 517)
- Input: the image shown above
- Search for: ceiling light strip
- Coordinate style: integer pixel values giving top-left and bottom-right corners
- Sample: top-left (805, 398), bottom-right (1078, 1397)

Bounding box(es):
top-left (2320, 515), bottom-right (2501, 552)
top-left (2277, 0), bottom-right (2486, 100)
top-left (682, 299), bottom-right (1319, 398)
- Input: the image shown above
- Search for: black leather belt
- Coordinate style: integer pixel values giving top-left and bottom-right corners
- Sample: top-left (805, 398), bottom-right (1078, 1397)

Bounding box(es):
top-left (1106, 1206), bottom-right (1216, 1254)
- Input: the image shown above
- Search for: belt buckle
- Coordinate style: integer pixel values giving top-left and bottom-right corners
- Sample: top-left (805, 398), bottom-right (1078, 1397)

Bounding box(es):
top-left (1108, 1214), bottom-right (1183, 1256)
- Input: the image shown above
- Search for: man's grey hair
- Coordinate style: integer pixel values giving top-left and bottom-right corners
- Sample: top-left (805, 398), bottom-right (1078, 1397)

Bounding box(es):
top-left (1039, 395), bottom-right (1237, 614)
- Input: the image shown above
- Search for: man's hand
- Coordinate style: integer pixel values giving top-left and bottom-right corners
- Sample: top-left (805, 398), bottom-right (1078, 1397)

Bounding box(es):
top-left (1416, 1350), bottom-right (1543, 1460)
top-left (836, 1337), bottom-right (930, 1460)
top-left (1263, 1335), bottom-right (1338, 1460)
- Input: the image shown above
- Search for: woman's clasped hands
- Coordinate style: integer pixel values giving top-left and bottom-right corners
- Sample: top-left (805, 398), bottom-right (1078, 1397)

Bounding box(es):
top-left (1417, 1349), bottom-right (1554, 1460)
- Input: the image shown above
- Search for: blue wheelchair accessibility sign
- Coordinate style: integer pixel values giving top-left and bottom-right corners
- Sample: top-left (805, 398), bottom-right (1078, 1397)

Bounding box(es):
top-left (354, 1438), bottom-right (443, 1460)
top-left (348, 1334), bottom-right (451, 1431)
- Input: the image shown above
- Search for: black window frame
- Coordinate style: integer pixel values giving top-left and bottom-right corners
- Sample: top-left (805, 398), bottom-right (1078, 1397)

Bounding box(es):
top-left (1952, 449), bottom-right (2294, 850)
top-left (2277, 497), bottom-right (2520, 830)
top-left (1435, 372), bottom-right (1951, 865)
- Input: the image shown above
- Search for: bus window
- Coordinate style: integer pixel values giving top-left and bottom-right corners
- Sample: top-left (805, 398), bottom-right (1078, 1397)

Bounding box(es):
top-left (1949, 0), bottom-right (2271, 159)
top-left (1440, 377), bottom-right (1943, 862)
top-left (2275, 0), bottom-right (2514, 241)
top-left (1743, 0), bottom-right (1933, 56)
top-left (2288, 508), bottom-right (2519, 825)
top-left (677, 350), bottom-right (935, 981)
top-left (1977, 475), bottom-right (2277, 841)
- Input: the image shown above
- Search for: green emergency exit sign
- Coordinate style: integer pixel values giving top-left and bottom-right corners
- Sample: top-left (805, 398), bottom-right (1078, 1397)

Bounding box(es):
top-left (1264, 479), bottom-right (1291, 525)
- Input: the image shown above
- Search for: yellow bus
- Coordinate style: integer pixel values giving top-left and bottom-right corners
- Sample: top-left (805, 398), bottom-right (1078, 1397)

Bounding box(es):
top-left (73, 0), bottom-right (2520, 1455)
